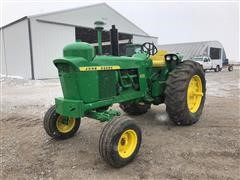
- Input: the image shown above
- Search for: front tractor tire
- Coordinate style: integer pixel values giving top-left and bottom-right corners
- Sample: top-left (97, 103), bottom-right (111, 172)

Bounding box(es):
top-left (43, 105), bottom-right (81, 139)
top-left (119, 103), bottom-right (151, 115)
top-left (99, 116), bottom-right (142, 168)
top-left (165, 60), bottom-right (206, 125)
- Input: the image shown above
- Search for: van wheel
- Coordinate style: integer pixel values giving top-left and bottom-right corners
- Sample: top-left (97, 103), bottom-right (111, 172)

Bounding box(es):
top-left (228, 65), bottom-right (233, 71)
top-left (214, 65), bottom-right (220, 72)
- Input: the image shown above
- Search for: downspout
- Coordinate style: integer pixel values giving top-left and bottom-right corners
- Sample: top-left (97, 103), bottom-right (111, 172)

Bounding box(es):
top-left (1, 29), bottom-right (8, 75)
top-left (27, 18), bottom-right (35, 80)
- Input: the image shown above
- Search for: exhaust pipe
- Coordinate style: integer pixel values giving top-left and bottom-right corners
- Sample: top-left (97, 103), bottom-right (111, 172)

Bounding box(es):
top-left (110, 25), bottom-right (119, 56)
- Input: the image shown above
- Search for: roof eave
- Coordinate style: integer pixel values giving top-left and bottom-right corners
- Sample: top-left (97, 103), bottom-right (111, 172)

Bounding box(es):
top-left (0, 3), bottom-right (152, 37)
top-left (0, 16), bottom-right (28, 30)
top-left (28, 2), bottom-right (105, 19)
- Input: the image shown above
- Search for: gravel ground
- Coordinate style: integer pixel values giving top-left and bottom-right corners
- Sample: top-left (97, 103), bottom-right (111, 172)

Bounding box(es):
top-left (1, 68), bottom-right (240, 180)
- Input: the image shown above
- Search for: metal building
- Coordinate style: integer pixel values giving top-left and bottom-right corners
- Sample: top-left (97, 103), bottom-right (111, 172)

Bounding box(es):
top-left (158, 41), bottom-right (226, 61)
top-left (0, 3), bottom-right (158, 79)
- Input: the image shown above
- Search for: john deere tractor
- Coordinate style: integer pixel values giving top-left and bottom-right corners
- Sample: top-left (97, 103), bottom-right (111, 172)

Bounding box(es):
top-left (43, 24), bottom-right (206, 168)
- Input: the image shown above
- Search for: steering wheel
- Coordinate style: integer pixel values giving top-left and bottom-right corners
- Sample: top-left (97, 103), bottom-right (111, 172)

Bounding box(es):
top-left (141, 42), bottom-right (158, 56)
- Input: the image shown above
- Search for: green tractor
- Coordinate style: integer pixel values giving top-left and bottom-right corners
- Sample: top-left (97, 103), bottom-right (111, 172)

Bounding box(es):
top-left (43, 24), bottom-right (206, 168)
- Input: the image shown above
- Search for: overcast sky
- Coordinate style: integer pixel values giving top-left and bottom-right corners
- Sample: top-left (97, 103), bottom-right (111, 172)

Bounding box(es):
top-left (1, 0), bottom-right (239, 60)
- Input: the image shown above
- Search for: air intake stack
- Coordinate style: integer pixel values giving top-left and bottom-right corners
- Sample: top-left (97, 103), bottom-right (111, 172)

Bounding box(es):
top-left (94, 20), bottom-right (105, 55)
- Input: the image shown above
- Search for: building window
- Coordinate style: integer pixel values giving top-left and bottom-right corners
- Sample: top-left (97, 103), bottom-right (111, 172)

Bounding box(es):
top-left (210, 47), bottom-right (221, 59)
top-left (75, 27), bottom-right (132, 55)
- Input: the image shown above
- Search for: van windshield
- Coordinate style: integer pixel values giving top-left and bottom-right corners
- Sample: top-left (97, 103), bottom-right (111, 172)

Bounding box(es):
top-left (193, 57), bottom-right (203, 61)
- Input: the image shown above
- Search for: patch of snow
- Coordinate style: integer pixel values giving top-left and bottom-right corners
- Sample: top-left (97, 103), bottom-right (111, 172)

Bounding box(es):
top-left (1, 74), bottom-right (59, 87)
top-left (206, 69), bottom-right (240, 97)
top-left (0, 74), bottom-right (24, 79)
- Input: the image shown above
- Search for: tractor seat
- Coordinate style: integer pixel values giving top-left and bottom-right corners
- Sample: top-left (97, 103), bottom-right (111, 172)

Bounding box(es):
top-left (150, 50), bottom-right (168, 67)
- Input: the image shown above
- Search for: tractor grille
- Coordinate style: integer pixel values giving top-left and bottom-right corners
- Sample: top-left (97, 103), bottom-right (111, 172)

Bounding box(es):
top-left (98, 71), bottom-right (116, 99)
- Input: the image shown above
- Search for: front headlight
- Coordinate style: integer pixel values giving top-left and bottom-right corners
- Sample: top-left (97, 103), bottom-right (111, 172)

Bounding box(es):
top-left (172, 55), bottom-right (178, 61)
top-left (166, 55), bottom-right (171, 61)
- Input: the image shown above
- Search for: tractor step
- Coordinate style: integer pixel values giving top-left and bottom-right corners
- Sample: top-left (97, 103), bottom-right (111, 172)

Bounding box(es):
top-left (86, 109), bottom-right (121, 122)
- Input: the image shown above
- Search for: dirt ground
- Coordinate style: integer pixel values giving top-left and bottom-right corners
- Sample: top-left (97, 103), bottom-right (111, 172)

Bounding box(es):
top-left (1, 68), bottom-right (240, 180)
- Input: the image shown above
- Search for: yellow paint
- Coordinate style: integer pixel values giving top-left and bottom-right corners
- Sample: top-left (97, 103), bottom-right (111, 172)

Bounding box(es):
top-left (117, 129), bottom-right (138, 158)
top-left (56, 116), bottom-right (76, 133)
top-left (79, 66), bottom-right (120, 71)
top-left (187, 75), bottom-right (203, 113)
top-left (150, 50), bottom-right (168, 67)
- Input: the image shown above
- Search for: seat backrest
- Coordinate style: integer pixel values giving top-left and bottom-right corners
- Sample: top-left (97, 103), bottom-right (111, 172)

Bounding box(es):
top-left (150, 50), bottom-right (168, 67)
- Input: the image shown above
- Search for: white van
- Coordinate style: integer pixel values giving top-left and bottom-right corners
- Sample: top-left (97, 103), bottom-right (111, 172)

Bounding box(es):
top-left (192, 56), bottom-right (222, 72)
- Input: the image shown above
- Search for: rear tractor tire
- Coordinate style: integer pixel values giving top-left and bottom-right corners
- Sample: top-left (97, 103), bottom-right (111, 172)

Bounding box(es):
top-left (165, 60), bottom-right (206, 125)
top-left (43, 105), bottom-right (81, 139)
top-left (99, 116), bottom-right (142, 168)
top-left (119, 103), bottom-right (151, 115)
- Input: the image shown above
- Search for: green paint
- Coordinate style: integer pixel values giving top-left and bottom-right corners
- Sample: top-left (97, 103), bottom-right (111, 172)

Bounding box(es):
top-left (53, 40), bottom-right (182, 122)
top-left (86, 109), bottom-right (121, 122)
top-left (63, 42), bottom-right (95, 61)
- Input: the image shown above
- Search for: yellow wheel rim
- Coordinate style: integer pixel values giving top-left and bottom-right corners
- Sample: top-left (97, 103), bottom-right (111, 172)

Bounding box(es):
top-left (56, 116), bottom-right (76, 133)
top-left (117, 129), bottom-right (138, 158)
top-left (187, 75), bottom-right (203, 113)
